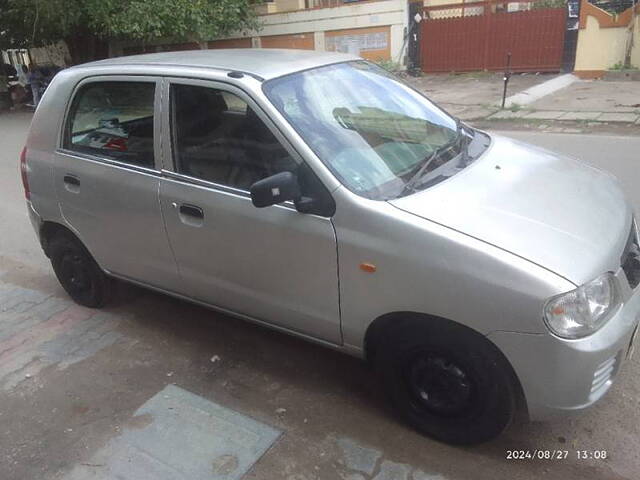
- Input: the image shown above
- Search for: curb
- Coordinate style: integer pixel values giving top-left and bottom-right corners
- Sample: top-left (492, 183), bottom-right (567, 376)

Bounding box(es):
top-left (484, 110), bottom-right (640, 124)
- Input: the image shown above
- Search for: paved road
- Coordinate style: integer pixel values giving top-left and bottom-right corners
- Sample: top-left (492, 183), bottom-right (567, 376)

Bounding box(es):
top-left (1, 111), bottom-right (639, 480)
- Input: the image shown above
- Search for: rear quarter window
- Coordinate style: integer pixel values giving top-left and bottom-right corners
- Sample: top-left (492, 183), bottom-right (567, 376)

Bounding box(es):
top-left (63, 81), bottom-right (156, 168)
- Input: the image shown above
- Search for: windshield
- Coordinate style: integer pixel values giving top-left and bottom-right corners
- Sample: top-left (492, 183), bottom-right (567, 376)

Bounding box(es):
top-left (263, 61), bottom-right (475, 200)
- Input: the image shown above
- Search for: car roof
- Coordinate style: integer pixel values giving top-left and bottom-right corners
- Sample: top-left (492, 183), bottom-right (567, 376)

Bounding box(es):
top-left (78, 48), bottom-right (360, 81)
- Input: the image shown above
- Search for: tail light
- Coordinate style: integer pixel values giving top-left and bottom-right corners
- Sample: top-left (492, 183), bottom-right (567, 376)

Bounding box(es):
top-left (20, 146), bottom-right (30, 200)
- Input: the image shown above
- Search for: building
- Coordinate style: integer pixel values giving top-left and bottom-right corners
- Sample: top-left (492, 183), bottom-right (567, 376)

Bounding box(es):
top-left (112, 0), bottom-right (409, 65)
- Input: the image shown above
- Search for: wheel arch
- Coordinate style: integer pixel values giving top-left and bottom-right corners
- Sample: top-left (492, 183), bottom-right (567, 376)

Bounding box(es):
top-left (363, 311), bottom-right (529, 418)
top-left (40, 221), bottom-right (83, 258)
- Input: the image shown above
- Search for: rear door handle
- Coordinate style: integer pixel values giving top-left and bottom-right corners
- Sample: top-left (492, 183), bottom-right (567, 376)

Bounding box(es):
top-left (179, 204), bottom-right (204, 219)
top-left (63, 174), bottom-right (80, 193)
top-left (63, 174), bottom-right (80, 186)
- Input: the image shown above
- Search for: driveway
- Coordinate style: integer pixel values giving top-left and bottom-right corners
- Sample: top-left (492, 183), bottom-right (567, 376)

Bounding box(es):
top-left (1, 111), bottom-right (639, 480)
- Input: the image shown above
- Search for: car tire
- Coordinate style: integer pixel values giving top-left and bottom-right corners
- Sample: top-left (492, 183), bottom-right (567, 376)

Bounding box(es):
top-left (49, 232), bottom-right (112, 308)
top-left (375, 318), bottom-right (516, 445)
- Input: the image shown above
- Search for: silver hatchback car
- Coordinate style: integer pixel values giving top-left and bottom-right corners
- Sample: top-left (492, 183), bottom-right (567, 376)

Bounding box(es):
top-left (22, 49), bottom-right (640, 444)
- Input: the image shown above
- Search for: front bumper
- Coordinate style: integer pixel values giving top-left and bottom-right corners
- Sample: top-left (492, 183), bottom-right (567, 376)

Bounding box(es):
top-left (488, 267), bottom-right (640, 421)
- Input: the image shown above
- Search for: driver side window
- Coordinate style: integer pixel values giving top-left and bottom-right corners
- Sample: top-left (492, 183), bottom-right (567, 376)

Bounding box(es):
top-left (170, 84), bottom-right (298, 191)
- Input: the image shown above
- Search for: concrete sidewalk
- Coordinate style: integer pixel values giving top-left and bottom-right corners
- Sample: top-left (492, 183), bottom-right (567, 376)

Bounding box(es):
top-left (407, 73), bottom-right (640, 125)
top-left (405, 72), bottom-right (557, 121)
top-left (488, 79), bottom-right (640, 124)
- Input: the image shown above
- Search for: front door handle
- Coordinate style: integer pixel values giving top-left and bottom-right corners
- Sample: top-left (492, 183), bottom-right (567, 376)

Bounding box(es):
top-left (177, 204), bottom-right (204, 227)
top-left (179, 204), bottom-right (204, 219)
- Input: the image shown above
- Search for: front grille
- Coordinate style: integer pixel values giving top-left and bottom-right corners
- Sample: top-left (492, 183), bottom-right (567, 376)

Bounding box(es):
top-left (621, 221), bottom-right (640, 289)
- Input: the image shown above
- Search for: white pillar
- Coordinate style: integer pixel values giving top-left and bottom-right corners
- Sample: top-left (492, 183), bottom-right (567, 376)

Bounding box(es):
top-left (314, 31), bottom-right (326, 52)
top-left (390, 24), bottom-right (405, 64)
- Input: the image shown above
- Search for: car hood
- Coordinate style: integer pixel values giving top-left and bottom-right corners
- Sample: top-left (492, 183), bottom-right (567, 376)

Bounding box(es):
top-left (389, 135), bottom-right (633, 285)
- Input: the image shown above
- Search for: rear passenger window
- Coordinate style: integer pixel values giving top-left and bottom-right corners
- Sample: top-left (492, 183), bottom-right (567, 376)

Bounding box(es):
top-left (171, 84), bottom-right (297, 191)
top-left (64, 81), bottom-right (156, 168)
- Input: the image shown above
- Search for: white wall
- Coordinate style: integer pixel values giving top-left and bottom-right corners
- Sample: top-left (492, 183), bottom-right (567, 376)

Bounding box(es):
top-left (574, 13), bottom-right (640, 72)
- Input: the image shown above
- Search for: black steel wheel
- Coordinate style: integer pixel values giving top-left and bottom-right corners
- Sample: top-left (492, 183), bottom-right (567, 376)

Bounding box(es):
top-left (404, 351), bottom-right (476, 418)
top-left (375, 317), bottom-right (517, 445)
top-left (49, 232), bottom-right (111, 308)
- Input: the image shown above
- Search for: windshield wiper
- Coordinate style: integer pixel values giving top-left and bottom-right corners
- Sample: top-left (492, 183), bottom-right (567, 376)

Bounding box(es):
top-left (400, 121), bottom-right (462, 196)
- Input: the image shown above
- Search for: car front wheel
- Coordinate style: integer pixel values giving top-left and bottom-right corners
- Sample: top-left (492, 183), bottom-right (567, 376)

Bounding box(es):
top-left (375, 318), bottom-right (517, 445)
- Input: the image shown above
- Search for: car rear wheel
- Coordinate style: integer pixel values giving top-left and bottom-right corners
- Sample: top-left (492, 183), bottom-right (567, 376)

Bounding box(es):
top-left (375, 318), bottom-right (516, 445)
top-left (49, 232), bottom-right (111, 308)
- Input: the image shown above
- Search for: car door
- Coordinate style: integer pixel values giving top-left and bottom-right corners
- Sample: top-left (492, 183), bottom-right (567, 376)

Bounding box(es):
top-left (158, 78), bottom-right (341, 344)
top-left (54, 76), bottom-right (180, 292)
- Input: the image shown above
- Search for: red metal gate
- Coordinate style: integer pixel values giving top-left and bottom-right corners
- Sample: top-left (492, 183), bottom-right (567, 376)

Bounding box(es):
top-left (421, 0), bottom-right (567, 73)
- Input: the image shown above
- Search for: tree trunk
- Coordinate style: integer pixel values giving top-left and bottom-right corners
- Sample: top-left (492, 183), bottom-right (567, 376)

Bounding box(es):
top-left (64, 34), bottom-right (110, 65)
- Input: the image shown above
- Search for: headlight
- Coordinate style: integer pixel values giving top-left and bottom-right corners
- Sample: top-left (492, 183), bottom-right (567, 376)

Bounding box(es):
top-left (544, 273), bottom-right (620, 339)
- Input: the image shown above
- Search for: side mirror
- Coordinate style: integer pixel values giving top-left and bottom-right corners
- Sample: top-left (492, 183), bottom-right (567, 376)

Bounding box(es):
top-left (250, 172), bottom-right (300, 208)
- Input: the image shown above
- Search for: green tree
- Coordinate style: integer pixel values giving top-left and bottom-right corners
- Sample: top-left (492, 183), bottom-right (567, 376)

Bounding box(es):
top-left (0, 0), bottom-right (259, 64)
